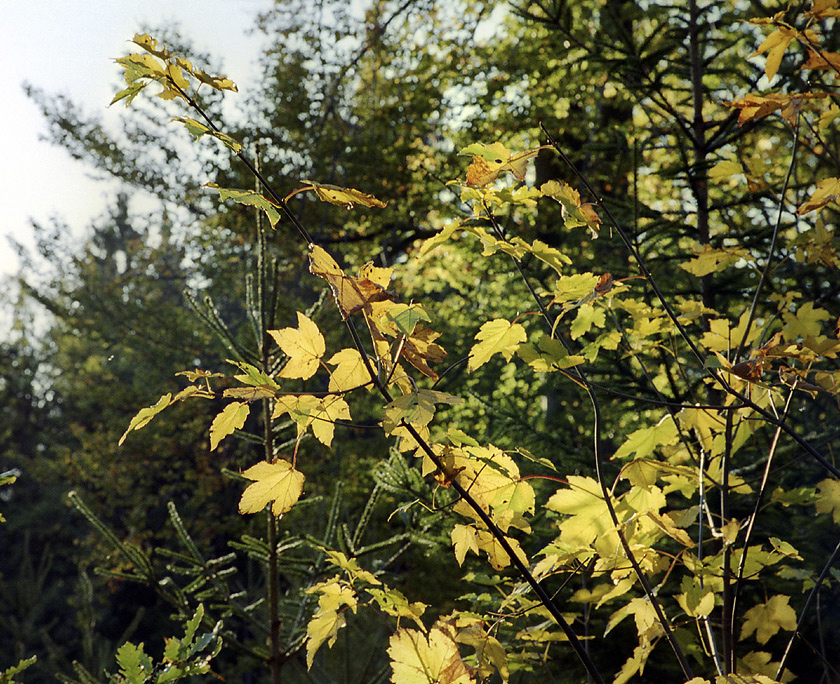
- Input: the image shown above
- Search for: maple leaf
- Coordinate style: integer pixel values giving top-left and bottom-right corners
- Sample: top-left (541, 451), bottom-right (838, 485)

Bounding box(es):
top-left (119, 393), bottom-right (174, 445)
top-left (815, 478), bottom-right (840, 522)
top-left (368, 588), bottom-right (427, 630)
top-left (807, 0), bottom-right (840, 19)
top-left (708, 160), bottom-right (746, 183)
top-left (680, 244), bottom-right (752, 277)
top-left (454, 620), bottom-right (509, 682)
top-left (270, 312), bottom-right (326, 380)
top-left (451, 524), bottom-right (480, 566)
top-left (740, 595), bottom-right (797, 644)
top-left (546, 475), bottom-right (617, 548)
top-left (781, 301), bottom-right (832, 339)
top-left (309, 244), bottom-right (395, 319)
top-left (461, 142), bottom-right (546, 187)
top-left (131, 33), bottom-right (173, 60)
top-left (304, 579), bottom-right (357, 668)
top-left (383, 390), bottom-right (462, 433)
top-left (802, 47), bottom-right (840, 72)
top-left (238, 459), bottom-right (305, 516)
top-left (725, 92), bottom-right (829, 126)
top-left (326, 348), bottom-right (371, 392)
top-left (570, 304), bottom-right (606, 340)
top-left (209, 401), bottom-right (250, 451)
top-left (749, 26), bottom-right (797, 81)
top-left (273, 394), bottom-right (351, 447)
top-left (388, 621), bottom-right (474, 684)
top-left (300, 180), bottom-right (387, 209)
top-left (306, 611), bottom-right (346, 669)
top-left (205, 182), bottom-right (277, 224)
top-left (516, 336), bottom-right (584, 372)
top-left (540, 180), bottom-right (602, 236)
top-left (676, 577), bottom-right (715, 618)
top-left (797, 177), bottom-right (840, 214)
top-left (402, 325), bottom-right (447, 380)
top-left (474, 528), bottom-right (528, 570)
top-left (468, 319), bottom-right (527, 372)
top-left (614, 417), bottom-right (679, 460)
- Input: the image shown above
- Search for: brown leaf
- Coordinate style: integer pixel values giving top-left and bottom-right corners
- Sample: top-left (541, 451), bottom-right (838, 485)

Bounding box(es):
top-left (309, 245), bottom-right (395, 319)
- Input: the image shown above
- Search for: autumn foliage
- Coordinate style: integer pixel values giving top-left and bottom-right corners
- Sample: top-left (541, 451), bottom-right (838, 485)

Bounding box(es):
top-left (11, 2), bottom-right (840, 682)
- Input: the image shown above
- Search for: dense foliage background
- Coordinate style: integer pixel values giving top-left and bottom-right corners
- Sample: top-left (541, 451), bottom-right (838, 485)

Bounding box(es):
top-left (2, 1), bottom-right (840, 682)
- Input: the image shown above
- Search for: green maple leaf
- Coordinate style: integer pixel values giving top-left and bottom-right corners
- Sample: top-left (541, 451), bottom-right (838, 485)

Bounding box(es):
top-left (815, 478), bottom-right (840, 523)
top-left (613, 417), bottom-right (679, 460)
top-left (205, 183), bottom-right (279, 226)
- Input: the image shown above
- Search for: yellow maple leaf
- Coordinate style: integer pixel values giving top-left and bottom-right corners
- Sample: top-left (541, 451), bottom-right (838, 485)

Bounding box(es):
top-left (540, 180), bottom-right (601, 236)
top-left (269, 312), bottom-right (325, 380)
top-left (119, 393), bottom-right (174, 445)
top-left (468, 319), bottom-right (527, 372)
top-left (383, 390), bottom-right (462, 434)
top-left (451, 524), bottom-right (480, 566)
top-left (305, 611), bottom-right (345, 669)
top-left (273, 394), bottom-right (350, 447)
top-left (797, 177), bottom-right (840, 214)
top-left (326, 348), bottom-right (371, 392)
top-left (238, 459), bottom-right (305, 516)
top-left (304, 579), bottom-right (357, 668)
top-left (680, 244), bottom-right (752, 277)
top-left (546, 475), bottom-right (617, 548)
top-left (300, 180), bottom-right (387, 209)
top-left (209, 401), bottom-right (250, 451)
top-left (740, 595), bottom-right (797, 644)
top-left (309, 244), bottom-right (395, 319)
top-left (461, 142), bottom-right (546, 187)
top-left (749, 26), bottom-right (797, 81)
top-left (474, 528), bottom-right (528, 570)
top-left (388, 621), bottom-right (475, 684)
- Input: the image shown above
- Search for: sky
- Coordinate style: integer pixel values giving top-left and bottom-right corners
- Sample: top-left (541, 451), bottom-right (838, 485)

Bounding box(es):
top-left (1, 1), bottom-right (272, 277)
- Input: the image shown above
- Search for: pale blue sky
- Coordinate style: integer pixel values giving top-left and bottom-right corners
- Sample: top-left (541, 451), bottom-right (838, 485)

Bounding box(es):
top-left (2, 1), bottom-right (272, 276)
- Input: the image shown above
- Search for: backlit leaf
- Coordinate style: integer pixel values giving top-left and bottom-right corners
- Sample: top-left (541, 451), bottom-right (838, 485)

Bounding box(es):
top-left (389, 621), bottom-right (474, 684)
top-left (327, 348), bottom-right (371, 392)
top-left (368, 588), bottom-right (427, 630)
top-left (306, 611), bottom-right (346, 669)
top-left (301, 180), bottom-right (387, 209)
top-left (383, 390), bottom-right (462, 433)
top-left (451, 524), bottom-right (480, 566)
top-left (517, 336), bottom-right (584, 372)
top-left (210, 401), bottom-right (250, 451)
top-left (680, 244), bottom-right (752, 277)
top-left (309, 244), bottom-right (395, 318)
top-left (461, 142), bottom-right (545, 187)
top-left (614, 417), bottom-right (679, 460)
top-left (740, 595), bottom-right (797, 644)
top-left (270, 312), bottom-right (326, 381)
top-left (205, 183), bottom-right (279, 225)
top-left (546, 475), bottom-right (616, 548)
top-left (174, 118), bottom-right (242, 152)
top-left (797, 177), bottom-right (840, 214)
top-left (273, 394), bottom-right (350, 447)
top-left (540, 180), bottom-right (601, 236)
top-left (239, 459), bottom-right (305, 516)
top-left (749, 27), bottom-right (796, 80)
top-left (815, 478), bottom-right (840, 523)
top-left (468, 319), bottom-right (527, 372)
top-left (119, 393), bottom-right (174, 445)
